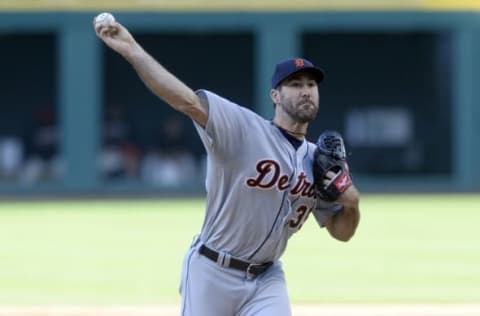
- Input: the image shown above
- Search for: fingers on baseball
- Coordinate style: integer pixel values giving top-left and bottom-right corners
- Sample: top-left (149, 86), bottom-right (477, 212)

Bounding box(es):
top-left (94, 21), bottom-right (119, 37)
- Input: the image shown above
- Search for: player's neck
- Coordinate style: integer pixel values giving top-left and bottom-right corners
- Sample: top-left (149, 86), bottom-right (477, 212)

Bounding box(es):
top-left (272, 119), bottom-right (307, 140)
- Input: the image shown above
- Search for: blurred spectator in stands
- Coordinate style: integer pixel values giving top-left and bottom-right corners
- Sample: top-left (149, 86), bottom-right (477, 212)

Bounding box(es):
top-left (20, 105), bottom-right (62, 184)
top-left (99, 103), bottom-right (141, 180)
top-left (0, 109), bottom-right (27, 181)
top-left (0, 137), bottom-right (23, 180)
top-left (141, 116), bottom-right (197, 187)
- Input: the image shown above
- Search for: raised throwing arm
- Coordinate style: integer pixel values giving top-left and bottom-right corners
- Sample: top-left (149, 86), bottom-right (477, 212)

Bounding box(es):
top-left (93, 13), bottom-right (208, 127)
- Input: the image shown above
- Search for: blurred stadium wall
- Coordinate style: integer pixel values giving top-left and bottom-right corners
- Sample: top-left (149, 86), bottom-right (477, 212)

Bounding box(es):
top-left (0, 1), bottom-right (479, 195)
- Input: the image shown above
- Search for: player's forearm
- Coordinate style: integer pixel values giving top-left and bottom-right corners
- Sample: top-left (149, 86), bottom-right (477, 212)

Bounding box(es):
top-left (328, 204), bottom-right (360, 242)
top-left (123, 43), bottom-right (206, 124)
top-left (326, 186), bottom-right (360, 241)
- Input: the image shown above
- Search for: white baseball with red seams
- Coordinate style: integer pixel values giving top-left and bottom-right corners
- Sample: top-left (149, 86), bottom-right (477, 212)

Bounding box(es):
top-left (94, 12), bottom-right (115, 26)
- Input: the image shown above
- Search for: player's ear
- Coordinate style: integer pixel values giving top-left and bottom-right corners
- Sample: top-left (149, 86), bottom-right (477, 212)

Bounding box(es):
top-left (270, 88), bottom-right (280, 105)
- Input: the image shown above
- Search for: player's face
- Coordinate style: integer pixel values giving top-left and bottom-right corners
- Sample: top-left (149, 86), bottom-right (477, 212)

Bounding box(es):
top-left (276, 73), bottom-right (319, 123)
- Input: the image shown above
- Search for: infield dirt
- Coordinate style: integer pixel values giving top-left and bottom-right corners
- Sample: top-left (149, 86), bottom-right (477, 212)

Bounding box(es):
top-left (1, 304), bottom-right (480, 316)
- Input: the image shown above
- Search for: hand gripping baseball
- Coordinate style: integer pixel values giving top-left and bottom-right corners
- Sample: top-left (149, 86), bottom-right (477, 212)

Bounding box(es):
top-left (313, 130), bottom-right (352, 201)
top-left (93, 12), bottom-right (137, 57)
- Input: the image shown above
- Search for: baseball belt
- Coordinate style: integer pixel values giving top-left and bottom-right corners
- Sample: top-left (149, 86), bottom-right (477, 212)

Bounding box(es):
top-left (199, 245), bottom-right (273, 277)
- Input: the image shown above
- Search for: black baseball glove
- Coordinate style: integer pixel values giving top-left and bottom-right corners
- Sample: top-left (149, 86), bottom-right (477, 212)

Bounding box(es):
top-left (313, 130), bottom-right (352, 201)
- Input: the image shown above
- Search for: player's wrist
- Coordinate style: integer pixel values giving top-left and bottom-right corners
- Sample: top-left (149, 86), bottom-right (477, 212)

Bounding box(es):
top-left (123, 41), bottom-right (144, 62)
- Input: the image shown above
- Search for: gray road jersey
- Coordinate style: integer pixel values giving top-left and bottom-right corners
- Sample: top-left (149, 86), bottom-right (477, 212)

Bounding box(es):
top-left (193, 90), bottom-right (333, 263)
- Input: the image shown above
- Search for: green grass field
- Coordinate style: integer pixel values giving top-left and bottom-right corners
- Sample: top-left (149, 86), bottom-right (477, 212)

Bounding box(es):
top-left (0, 194), bottom-right (479, 306)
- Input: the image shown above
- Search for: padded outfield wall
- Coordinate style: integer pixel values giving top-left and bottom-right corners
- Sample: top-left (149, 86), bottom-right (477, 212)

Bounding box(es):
top-left (0, 1), bottom-right (479, 195)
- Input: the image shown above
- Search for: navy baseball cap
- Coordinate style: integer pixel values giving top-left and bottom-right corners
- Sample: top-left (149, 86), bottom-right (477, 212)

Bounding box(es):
top-left (271, 58), bottom-right (325, 89)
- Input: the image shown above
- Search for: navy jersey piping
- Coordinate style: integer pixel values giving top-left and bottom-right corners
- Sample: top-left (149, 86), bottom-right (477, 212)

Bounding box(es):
top-left (247, 189), bottom-right (289, 261)
top-left (248, 140), bottom-right (297, 261)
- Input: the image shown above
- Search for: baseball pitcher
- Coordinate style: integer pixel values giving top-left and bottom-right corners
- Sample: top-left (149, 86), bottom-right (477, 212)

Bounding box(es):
top-left (94, 13), bottom-right (360, 316)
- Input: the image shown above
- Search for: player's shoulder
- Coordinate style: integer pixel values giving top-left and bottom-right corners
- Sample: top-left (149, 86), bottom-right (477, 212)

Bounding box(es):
top-left (306, 140), bottom-right (317, 153)
top-left (195, 89), bottom-right (239, 109)
top-left (195, 89), bottom-right (264, 121)
top-left (195, 89), bottom-right (216, 105)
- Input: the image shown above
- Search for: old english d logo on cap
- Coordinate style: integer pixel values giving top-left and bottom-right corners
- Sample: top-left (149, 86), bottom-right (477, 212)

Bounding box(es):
top-left (294, 58), bottom-right (305, 68)
top-left (271, 57), bottom-right (325, 88)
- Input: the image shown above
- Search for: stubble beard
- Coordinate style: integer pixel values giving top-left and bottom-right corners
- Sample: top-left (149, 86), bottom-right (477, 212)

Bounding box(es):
top-left (282, 99), bottom-right (319, 124)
